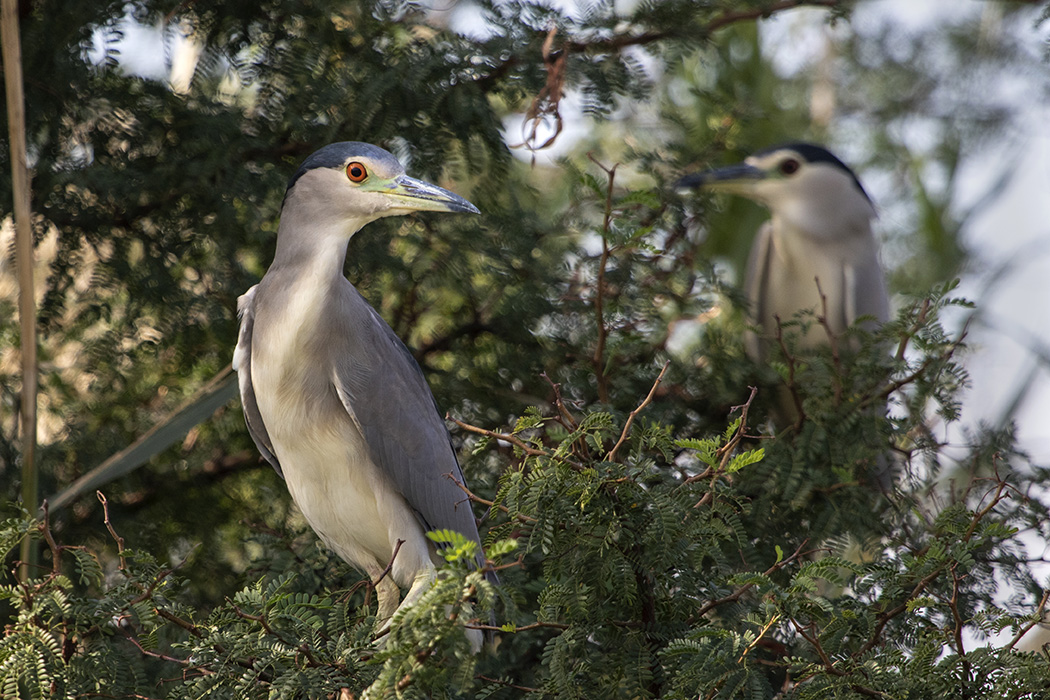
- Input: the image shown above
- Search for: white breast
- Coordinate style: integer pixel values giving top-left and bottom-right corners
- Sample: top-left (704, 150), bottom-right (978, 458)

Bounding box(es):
top-left (765, 223), bottom-right (851, 346)
top-left (248, 275), bottom-right (431, 587)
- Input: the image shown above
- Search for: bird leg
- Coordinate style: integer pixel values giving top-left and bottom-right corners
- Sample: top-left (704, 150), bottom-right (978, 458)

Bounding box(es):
top-left (373, 573), bottom-right (401, 623)
top-left (370, 578), bottom-right (401, 646)
top-left (371, 566), bottom-right (437, 644)
top-left (398, 565), bottom-right (437, 612)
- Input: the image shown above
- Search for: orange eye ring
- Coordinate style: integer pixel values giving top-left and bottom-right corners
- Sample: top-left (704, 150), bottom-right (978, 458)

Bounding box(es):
top-left (346, 162), bottom-right (368, 183)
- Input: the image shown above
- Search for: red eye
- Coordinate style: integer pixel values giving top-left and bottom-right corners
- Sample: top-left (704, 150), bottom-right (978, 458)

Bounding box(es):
top-left (346, 162), bottom-right (368, 183)
top-left (779, 158), bottom-right (800, 176)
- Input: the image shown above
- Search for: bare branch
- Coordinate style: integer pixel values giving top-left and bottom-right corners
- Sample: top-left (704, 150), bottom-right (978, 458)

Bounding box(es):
top-left (588, 153), bottom-right (619, 404)
top-left (564, 0), bottom-right (842, 54)
top-left (449, 415), bottom-right (584, 469)
top-left (607, 361), bottom-right (670, 462)
top-left (542, 372), bottom-right (580, 431)
top-left (98, 491), bottom-right (126, 572)
top-left (39, 501), bottom-right (62, 576)
top-left (773, 316), bottom-right (807, 430)
top-left (445, 471), bottom-right (537, 524)
top-left (1005, 589), bottom-right (1050, 651)
top-left (814, 277), bottom-right (843, 405)
top-left (373, 539), bottom-right (405, 588)
top-left (476, 674), bottom-right (542, 693)
top-left (717, 386), bottom-right (760, 472)
top-left (694, 540), bottom-right (810, 620)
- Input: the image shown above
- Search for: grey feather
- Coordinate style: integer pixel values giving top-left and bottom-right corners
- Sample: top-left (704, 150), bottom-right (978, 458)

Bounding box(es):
top-left (743, 220), bottom-right (775, 358)
top-left (845, 257), bottom-right (890, 328)
top-left (235, 286), bottom-right (283, 477)
top-left (327, 283), bottom-right (487, 569)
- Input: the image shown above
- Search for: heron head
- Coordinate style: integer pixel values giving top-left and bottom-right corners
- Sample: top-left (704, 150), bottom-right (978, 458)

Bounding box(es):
top-left (282, 142), bottom-right (478, 237)
top-left (677, 143), bottom-right (875, 240)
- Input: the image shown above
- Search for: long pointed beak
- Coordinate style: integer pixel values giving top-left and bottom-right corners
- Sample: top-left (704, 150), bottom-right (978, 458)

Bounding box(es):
top-left (385, 175), bottom-right (480, 215)
top-left (675, 163), bottom-right (766, 193)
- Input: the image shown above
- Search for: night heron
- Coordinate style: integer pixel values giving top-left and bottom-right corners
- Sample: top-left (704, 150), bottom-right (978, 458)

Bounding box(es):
top-left (233, 142), bottom-right (490, 641)
top-left (678, 143), bottom-right (889, 357)
top-left (679, 143), bottom-right (893, 488)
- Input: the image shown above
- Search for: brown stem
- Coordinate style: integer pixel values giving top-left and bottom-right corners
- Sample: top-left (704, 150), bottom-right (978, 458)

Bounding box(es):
top-left (948, 564), bottom-right (971, 689)
top-left (1005, 589), bottom-right (1050, 650)
top-left (606, 361), bottom-right (670, 462)
top-left (564, 0), bottom-right (841, 54)
top-left (445, 471), bottom-right (537, 524)
top-left (717, 386), bottom-right (760, 473)
top-left (39, 501), bottom-right (62, 576)
top-left (694, 540), bottom-right (809, 620)
top-left (98, 491), bottom-right (126, 571)
top-left (774, 316), bottom-right (807, 430)
top-left (814, 278), bottom-right (843, 406)
top-left (449, 415), bottom-right (584, 469)
top-left (542, 372), bottom-right (580, 430)
top-left (374, 539), bottom-right (405, 587)
top-left (588, 153), bottom-right (619, 404)
top-left (476, 674), bottom-right (542, 693)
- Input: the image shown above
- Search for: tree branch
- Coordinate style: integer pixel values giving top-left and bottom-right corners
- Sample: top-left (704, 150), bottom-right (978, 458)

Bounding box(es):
top-left (589, 153), bottom-right (619, 404)
top-left (694, 539), bottom-right (810, 620)
top-left (449, 415), bottom-right (584, 469)
top-left (1005, 589), bottom-right (1050, 651)
top-left (606, 361), bottom-right (670, 462)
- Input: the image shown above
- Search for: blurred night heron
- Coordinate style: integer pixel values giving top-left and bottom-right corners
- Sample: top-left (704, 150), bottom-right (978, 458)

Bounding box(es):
top-left (679, 143), bottom-right (894, 489)
top-left (678, 143), bottom-right (889, 356)
top-left (233, 142), bottom-right (490, 639)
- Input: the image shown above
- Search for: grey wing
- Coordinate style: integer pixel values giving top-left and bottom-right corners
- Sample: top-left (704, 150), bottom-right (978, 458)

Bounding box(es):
top-left (234, 286), bottom-right (283, 477)
top-left (742, 221), bottom-right (775, 359)
top-left (330, 287), bottom-right (485, 564)
top-left (843, 251), bottom-right (890, 329)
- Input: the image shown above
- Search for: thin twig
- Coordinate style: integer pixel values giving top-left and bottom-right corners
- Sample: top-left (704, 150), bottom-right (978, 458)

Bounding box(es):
top-left (515, 26), bottom-right (567, 154)
top-left (1005, 589), bottom-right (1050, 650)
top-left (717, 386), bottom-right (759, 472)
top-left (875, 338), bottom-right (964, 402)
top-left (564, 0), bottom-right (840, 53)
top-left (476, 674), bottom-right (543, 693)
top-left (894, 298), bottom-right (931, 362)
top-left (231, 605), bottom-right (330, 670)
top-left (450, 415), bottom-right (584, 469)
top-left (739, 613), bottom-right (782, 662)
top-left (542, 372), bottom-right (591, 459)
top-left (588, 153), bottom-right (619, 404)
top-left (39, 501), bottom-right (62, 576)
top-left (450, 416), bottom-right (550, 458)
top-left (477, 1), bottom-right (842, 94)
top-left (685, 387), bottom-right (759, 508)
top-left (373, 539), bottom-right (405, 587)
top-left (694, 540), bottom-right (809, 620)
top-left (773, 316), bottom-right (807, 430)
top-left (963, 475), bottom-right (1010, 543)
top-left (542, 372), bottom-right (580, 430)
top-left (120, 630), bottom-right (204, 671)
top-left (814, 277), bottom-right (843, 405)
top-left (470, 621), bottom-right (570, 632)
top-left (790, 618), bottom-right (844, 676)
top-left (948, 564), bottom-right (969, 682)
top-left (606, 361), bottom-right (670, 462)
top-left (446, 471), bottom-right (537, 524)
top-left (98, 491), bottom-right (126, 571)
